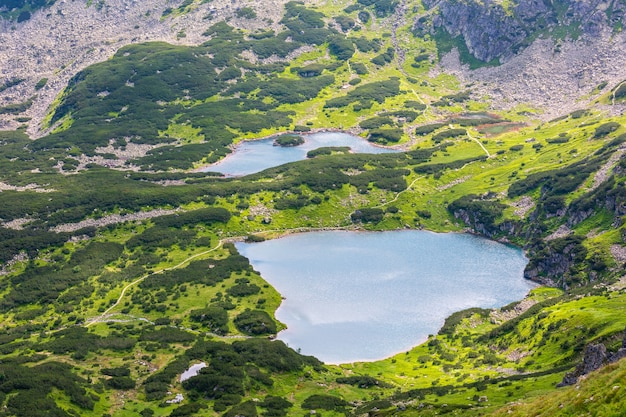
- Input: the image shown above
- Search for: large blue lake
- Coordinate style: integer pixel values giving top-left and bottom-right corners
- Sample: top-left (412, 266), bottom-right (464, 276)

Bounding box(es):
top-left (204, 131), bottom-right (397, 176)
top-left (236, 230), bottom-right (534, 364)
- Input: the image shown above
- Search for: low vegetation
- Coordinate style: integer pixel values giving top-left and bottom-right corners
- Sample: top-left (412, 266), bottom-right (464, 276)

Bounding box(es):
top-left (0, 1), bottom-right (625, 416)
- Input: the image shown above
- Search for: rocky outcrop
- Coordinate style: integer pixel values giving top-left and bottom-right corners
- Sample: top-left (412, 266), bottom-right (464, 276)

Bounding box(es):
top-left (558, 332), bottom-right (626, 387)
top-left (421, 0), bottom-right (623, 63)
top-left (0, 0), bottom-right (290, 135)
top-left (523, 235), bottom-right (587, 286)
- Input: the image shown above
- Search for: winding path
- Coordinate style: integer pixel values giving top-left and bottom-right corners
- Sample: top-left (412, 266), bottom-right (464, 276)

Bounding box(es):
top-left (85, 240), bottom-right (224, 327)
top-left (375, 175), bottom-right (425, 208)
top-left (466, 130), bottom-right (491, 157)
top-left (612, 80), bottom-right (626, 107)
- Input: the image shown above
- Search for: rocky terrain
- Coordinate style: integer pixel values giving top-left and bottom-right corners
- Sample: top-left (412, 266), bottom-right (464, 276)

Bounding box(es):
top-left (0, 0), bottom-right (290, 136)
top-left (3, 0), bottom-right (626, 134)
top-left (420, 0), bottom-right (626, 119)
top-left (438, 28), bottom-right (626, 119)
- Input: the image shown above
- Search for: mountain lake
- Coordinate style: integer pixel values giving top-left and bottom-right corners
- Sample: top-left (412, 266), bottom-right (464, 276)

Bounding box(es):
top-left (236, 230), bottom-right (534, 364)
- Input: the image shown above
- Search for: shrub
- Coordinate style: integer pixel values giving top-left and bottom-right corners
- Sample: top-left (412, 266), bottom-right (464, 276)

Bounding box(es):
top-left (301, 394), bottom-right (348, 411)
top-left (189, 306), bottom-right (229, 334)
top-left (351, 62), bottom-right (368, 74)
top-left (368, 127), bottom-right (403, 143)
top-left (260, 396), bottom-right (293, 417)
top-left (274, 134), bottom-right (304, 147)
top-left (371, 47), bottom-right (394, 66)
top-left (359, 116), bottom-right (394, 129)
top-left (233, 338), bottom-right (322, 372)
top-left (171, 403), bottom-right (207, 417)
top-left (351, 208), bottom-right (384, 223)
top-left (336, 376), bottom-right (390, 388)
top-left (328, 35), bottom-right (355, 60)
top-left (226, 281), bottom-right (261, 297)
top-left (224, 401), bottom-right (257, 417)
top-left (101, 367), bottom-right (131, 377)
top-left (593, 122), bottom-right (620, 138)
top-left (415, 123), bottom-right (445, 135)
top-left (236, 7), bottom-right (256, 19)
top-left (432, 128), bottom-right (466, 143)
top-left (306, 146), bottom-right (350, 158)
top-left (234, 310), bottom-right (277, 335)
top-left (405, 100), bottom-right (427, 111)
top-left (334, 15), bottom-right (355, 31)
top-left (105, 376), bottom-right (136, 390)
top-left (295, 64), bottom-right (325, 77)
top-left (416, 209), bottom-right (432, 219)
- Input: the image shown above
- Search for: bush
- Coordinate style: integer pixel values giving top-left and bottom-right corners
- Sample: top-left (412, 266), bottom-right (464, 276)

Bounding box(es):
top-left (234, 310), bottom-right (277, 335)
top-left (189, 306), bottom-right (229, 334)
top-left (324, 79), bottom-right (400, 109)
top-left (336, 376), bottom-right (390, 388)
top-left (306, 146), bottom-right (350, 158)
top-left (274, 134), bottom-right (304, 147)
top-left (415, 123), bottom-right (445, 135)
top-left (432, 128), bottom-right (466, 143)
top-left (359, 116), bottom-right (394, 129)
top-left (367, 127), bottom-right (403, 143)
top-left (235, 7), bottom-right (256, 19)
top-left (351, 62), bottom-right (368, 74)
top-left (416, 209), bottom-right (432, 219)
top-left (101, 367), bottom-right (131, 377)
top-left (334, 15), bottom-right (356, 31)
top-left (351, 208), bottom-right (384, 223)
top-left (301, 394), bottom-right (348, 411)
top-left (260, 396), bottom-right (293, 417)
top-left (233, 338), bottom-right (322, 372)
top-left (447, 194), bottom-right (506, 231)
top-left (594, 122), bottom-right (620, 138)
top-left (371, 47), bottom-right (394, 66)
top-left (171, 403), bottom-right (207, 417)
top-left (328, 35), bottom-right (355, 60)
top-left (405, 100), bottom-right (427, 111)
top-left (295, 64), bottom-right (325, 77)
top-left (224, 400), bottom-right (257, 417)
top-left (105, 376), bottom-right (136, 390)
top-left (432, 91), bottom-right (471, 106)
top-left (226, 281), bottom-right (261, 297)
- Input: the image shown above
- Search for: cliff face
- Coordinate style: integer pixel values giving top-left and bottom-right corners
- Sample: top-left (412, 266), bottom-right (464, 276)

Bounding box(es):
top-left (419, 0), bottom-right (626, 63)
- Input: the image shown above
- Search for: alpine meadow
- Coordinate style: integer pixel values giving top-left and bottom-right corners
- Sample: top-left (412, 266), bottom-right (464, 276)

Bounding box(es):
top-left (1, 0), bottom-right (626, 416)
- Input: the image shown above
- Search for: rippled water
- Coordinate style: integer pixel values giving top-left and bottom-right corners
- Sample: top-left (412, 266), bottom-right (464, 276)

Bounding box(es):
top-left (204, 131), bottom-right (397, 176)
top-left (236, 230), bottom-right (534, 364)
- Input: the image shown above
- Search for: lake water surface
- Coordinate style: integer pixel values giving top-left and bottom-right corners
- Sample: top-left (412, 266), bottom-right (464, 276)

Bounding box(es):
top-left (204, 131), bottom-right (397, 176)
top-left (236, 230), bottom-right (534, 364)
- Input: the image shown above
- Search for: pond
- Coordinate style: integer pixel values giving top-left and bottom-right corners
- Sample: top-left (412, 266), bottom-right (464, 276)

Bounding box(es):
top-left (235, 230), bottom-right (534, 364)
top-left (180, 362), bottom-right (207, 382)
top-left (203, 131), bottom-right (397, 176)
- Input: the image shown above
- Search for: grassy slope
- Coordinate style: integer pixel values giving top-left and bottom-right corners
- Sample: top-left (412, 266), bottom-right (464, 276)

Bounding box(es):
top-left (0, 1), bottom-right (626, 416)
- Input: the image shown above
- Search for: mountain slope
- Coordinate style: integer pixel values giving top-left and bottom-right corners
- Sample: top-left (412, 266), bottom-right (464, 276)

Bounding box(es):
top-left (0, 1), bottom-right (626, 416)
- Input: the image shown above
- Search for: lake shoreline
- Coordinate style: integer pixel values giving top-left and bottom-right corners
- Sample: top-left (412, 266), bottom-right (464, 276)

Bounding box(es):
top-left (237, 229), bottom-right (534, 364)
top-left (193, 128), bottom-right (404, 174)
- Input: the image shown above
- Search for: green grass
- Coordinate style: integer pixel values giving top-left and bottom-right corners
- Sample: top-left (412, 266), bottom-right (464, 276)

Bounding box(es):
top-left (1, 2), bottom-right (626, 416)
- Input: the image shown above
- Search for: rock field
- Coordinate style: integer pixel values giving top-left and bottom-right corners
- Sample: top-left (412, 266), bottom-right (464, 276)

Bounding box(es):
top-left (2, 0), bottom-right (626, 136)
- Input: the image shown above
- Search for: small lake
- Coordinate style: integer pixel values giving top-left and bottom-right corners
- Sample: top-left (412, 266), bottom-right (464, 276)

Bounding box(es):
top-left (204, 131), bottom-right (397, 176)
top-left (180, 362), bottom-right (207, 382)
top-left (236, 230), bottom-right (534, 364)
